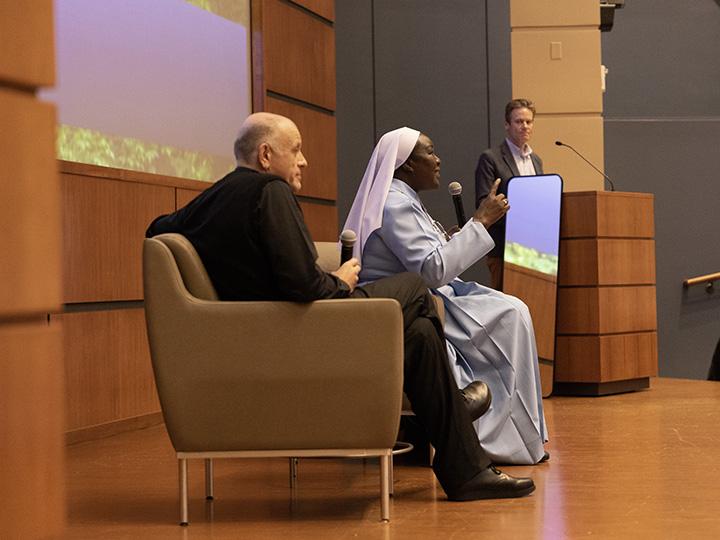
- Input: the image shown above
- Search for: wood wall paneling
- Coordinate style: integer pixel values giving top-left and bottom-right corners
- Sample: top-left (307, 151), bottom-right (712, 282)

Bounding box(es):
top-left (559, 238), bottom-right (656, 286)
top-left (266, 95), bottom-right (337, 200)
top-left (532, 114), bottom-right (604, 192)
top-left (502, 263), bottom-right (557, 397)
top-left (0, 89), bottom-right (62, 316)
top-left (0, 322), bottom-right (65, 538)
top-left (59, 160), bottom-right (211, 191)
top-left (539, 363), bottom-right (554, 397)
top-left (61, 173), bottom-right (176, 303)
top-left (510, 0), bottom-right (599, 28)
top-left (258, 0), bottom-right (336, 110)
top-left (1, 3), bottom-right (64, 535)
top-left (58, 309), bottom-right (159, 432)
top-left (511, 29), bottom-right (602, 114)
top-left (291, 0), bottom-right (334, 21)
top-left (0, 1), bottom-right (55, 87)
top-left (503, 263), bottom-right (557, 361)
top-left (555, 332), bottom-right (658, 382)
top-left (299, 202), bottom-right (338, 242)
top-left (557, 285), bottom-right (657, 335)
top-left (176, 188), bottom-right (205, 209)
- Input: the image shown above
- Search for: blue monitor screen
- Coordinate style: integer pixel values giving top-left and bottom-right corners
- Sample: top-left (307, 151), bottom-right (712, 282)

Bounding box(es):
top-left (504, 174), bottom-right (563, 276)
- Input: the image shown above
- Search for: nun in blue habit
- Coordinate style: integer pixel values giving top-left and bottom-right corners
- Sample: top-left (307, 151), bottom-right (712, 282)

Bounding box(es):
top-left (344, 127), bottom-right (548, 465)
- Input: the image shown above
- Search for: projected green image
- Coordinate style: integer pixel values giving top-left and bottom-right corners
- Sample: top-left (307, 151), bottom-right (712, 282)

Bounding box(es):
top-left (46, 0), bottom-right (251, 183)
top-left (504, 241), bottom-right (559, 276)
top-left (186, 0), bottom-right (249, 24)
top-left (57, 125), bottom-right (234, 182)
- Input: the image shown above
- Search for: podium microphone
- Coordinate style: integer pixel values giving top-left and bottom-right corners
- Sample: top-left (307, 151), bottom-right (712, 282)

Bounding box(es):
top-left (340, 229), bottom-right (357, 265)
top-left (555, 140), bottom-right (615, 191)
top-left (448, 181), bottom-right (467, 228)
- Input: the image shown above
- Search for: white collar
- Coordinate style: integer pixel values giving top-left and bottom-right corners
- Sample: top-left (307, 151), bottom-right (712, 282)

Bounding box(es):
top-left (506, 137), bottom-right (533, 159)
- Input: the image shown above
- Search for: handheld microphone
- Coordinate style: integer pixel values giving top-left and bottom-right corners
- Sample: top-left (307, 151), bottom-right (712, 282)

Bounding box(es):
top-left (555, 140), bottom-right (615, 191)
top-left (339, 229), bottom-right (357, 265)
top-left (448, 181), bottom-right (467, 228)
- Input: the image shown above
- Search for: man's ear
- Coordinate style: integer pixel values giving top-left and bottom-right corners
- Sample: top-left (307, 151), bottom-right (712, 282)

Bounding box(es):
top-left (257, 142), bottom-right (272, 171)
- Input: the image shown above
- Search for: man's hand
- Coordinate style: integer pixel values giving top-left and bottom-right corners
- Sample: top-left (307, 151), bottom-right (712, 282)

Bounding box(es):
top-left (331, 257), bottom-right (361, 292)
top-left (473, 178), bottom-right (509, 228)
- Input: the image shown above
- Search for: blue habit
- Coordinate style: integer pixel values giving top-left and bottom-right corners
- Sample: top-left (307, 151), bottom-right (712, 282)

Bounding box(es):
top-left (360, 179), bottom-right (547, 464)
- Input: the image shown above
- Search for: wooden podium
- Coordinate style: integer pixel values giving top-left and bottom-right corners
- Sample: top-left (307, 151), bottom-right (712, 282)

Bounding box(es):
top-left (554, 191), bottom-right (658, 395)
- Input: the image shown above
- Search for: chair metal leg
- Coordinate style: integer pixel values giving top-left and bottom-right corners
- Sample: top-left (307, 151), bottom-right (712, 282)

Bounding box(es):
top-left (289, 457), bottom-right (298, 489)
top-left (204, 458), bottom-right (214, 500)
top-left (389, 454), bottom-right (394, 496)
top-left (380, 454), bottom-right (391, 522)
top-left (179, 458), bottom-right (189, 526)
top-left (429, 443), bottom-right (435, 467)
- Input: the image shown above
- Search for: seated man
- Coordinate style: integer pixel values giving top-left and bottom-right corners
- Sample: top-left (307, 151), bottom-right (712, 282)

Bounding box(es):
top-left (146, 112), bottom-right (534, 501)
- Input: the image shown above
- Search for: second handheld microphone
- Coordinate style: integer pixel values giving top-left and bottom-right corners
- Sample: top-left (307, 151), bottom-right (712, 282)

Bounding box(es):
top-left (339, 229), bottom-right (357, 265)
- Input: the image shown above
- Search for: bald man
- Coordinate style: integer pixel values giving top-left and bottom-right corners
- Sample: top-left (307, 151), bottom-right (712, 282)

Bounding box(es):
top-left (146, 113), bottom-right (535, 501)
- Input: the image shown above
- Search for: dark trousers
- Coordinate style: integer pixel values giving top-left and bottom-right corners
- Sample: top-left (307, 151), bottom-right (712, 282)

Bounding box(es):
top-left (354, 273), bottom-right (490, 493)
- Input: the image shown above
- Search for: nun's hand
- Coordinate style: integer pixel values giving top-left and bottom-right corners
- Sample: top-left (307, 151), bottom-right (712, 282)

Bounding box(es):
top-left (473, 178), bottom-right (509, 228)
top-left (332, 258), bottom-right (361, 292)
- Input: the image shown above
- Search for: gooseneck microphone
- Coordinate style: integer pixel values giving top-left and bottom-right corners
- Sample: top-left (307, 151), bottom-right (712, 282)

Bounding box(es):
top-left (448, 181), bottom-right (467, 228)
top-left (555, 140), bottom-right (615, 191)
top-left (340, 229), bottom-right (357, 265)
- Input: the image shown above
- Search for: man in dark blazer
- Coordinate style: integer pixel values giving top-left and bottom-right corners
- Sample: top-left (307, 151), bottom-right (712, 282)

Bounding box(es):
top-left (475, 98), bottom-right (543, 289)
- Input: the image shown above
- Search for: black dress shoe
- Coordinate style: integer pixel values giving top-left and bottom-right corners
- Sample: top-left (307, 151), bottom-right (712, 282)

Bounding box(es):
top-left (447, 466), bottom-right (535, 501)
top-left (539, 451), bottom-right (550, 463)
top-left (460, 381), bottom-right (492, 422)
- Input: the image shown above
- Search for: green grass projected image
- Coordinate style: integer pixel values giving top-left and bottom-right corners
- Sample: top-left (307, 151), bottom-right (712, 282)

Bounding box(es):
top-left (46, 0), bottom-right (251, 183)
top-left (504, 241), bottom-right (559, 276)
top-left (57, 125), bottom-right (234, 182)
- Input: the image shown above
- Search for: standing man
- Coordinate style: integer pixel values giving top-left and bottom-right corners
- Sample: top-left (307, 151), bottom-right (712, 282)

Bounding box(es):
top-left (475, 98), bottom-right (543, 290)
top-left (146, 112), bottom-right (535, 501)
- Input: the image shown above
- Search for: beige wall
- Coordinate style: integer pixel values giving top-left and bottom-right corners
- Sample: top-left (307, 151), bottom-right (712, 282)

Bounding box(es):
top-left (510, 0), bottom-right (604, 191)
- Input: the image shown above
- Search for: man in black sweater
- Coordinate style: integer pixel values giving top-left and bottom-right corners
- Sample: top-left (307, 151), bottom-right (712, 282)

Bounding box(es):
top-left (147, 112), bottom-right (535, 501)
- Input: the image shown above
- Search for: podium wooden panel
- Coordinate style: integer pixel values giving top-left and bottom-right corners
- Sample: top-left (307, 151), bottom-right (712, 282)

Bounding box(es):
top-left (555, 192), bottom-right (658, 395)
top-left (559, 238), bottom-right (656, 286)
top-left (557, 285), bottom-right (657, 335)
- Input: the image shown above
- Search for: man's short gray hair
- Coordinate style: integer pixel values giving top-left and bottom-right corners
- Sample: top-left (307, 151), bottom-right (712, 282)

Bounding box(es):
top-left (233, 122), bottom-right (273, 163)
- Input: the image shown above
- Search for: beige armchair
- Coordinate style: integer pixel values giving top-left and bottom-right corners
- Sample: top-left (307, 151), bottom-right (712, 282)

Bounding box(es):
top-left (143, 234), bottom-right (404, 524)
top-left (314, 243), bottom-right (441, 467)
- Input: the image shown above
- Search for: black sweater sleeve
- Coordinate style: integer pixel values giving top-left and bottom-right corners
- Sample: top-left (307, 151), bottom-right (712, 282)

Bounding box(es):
top-left (258, 181), bottom-right (349, 301)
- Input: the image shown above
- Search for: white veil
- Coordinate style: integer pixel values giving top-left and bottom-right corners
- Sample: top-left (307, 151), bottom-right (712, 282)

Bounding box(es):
top-left (343, 127), bottom-right (420, 259)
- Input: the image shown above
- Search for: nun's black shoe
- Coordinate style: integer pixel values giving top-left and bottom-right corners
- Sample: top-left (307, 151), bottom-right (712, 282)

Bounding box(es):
top-left (447, 466), bottom-right (535, 501)
top-left (460, 381), bottom-right (492, 422)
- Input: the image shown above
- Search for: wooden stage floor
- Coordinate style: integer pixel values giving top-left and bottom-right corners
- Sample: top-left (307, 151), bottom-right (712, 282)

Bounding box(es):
top-left (65, 377), bottom-right (720, 539)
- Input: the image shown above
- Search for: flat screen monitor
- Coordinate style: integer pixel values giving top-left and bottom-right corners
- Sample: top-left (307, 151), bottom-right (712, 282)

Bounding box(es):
top-left (503, 174), bottom-right (563, 396)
